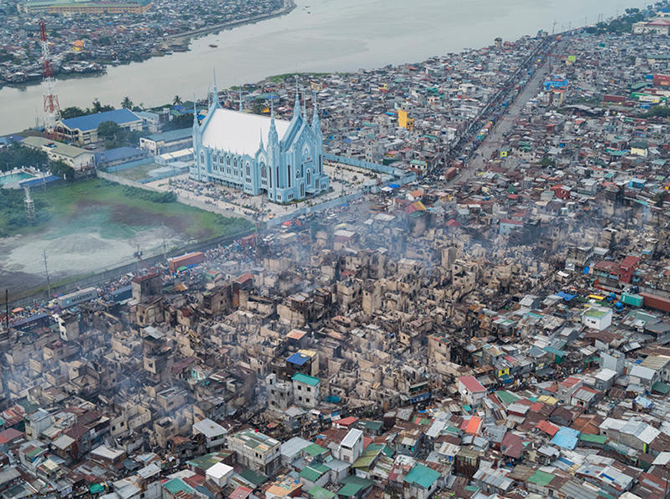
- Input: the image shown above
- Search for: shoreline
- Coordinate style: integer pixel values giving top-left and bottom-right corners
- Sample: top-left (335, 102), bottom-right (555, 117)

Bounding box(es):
top-left (0, 0), bottom-right (297, 92)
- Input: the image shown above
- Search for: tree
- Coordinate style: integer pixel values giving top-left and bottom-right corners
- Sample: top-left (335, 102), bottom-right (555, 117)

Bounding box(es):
top-left (163, 113), bottom-right (194, 131)
top-left (173, 95), bottom-right (183, 106)
top-left (121, 96), bottom-right (133, 110)
top-left (91, 100), bottom-right (114, 113)
top-left (60, 107), bottom-right (87, 119)
top-left (98, 121), bottom-right (123, 145)
top-left (252, 98), bottom-right (266, 115)
top-left (49, 160), bottom-right (75, 180)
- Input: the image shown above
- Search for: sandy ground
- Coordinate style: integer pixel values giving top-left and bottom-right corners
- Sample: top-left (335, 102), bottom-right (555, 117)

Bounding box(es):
top-left (0, 225), bottom-right (185, 294)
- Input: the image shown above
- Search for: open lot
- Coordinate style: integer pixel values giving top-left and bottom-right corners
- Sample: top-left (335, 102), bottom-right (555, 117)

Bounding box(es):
top-left (0, 179), bottom-right (250, 296)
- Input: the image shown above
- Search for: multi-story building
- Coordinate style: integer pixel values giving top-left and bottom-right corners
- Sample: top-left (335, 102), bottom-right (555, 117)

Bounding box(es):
top-left (228, 430), bottom-right (281, 474)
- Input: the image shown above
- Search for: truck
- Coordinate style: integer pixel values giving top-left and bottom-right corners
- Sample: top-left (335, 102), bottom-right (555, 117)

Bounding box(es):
top-left (168, 252), bottom-right (205, 274)
top-left (57, 287), bottom-right (98, 309)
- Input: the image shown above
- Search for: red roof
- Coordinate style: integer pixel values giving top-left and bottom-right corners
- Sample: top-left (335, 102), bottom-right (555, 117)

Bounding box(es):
top-left (229, 486), bottom-right (252, 499)
top-left (458, 375), bottom-right (486, 393)
top-left (336, 416), bottom-right (359, 427)
top-left (536, 420), bottom-right (559, 436)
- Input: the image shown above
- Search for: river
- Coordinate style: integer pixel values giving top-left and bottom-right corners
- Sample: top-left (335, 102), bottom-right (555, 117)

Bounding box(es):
top-left (0, 0), bottom-right (649, 135)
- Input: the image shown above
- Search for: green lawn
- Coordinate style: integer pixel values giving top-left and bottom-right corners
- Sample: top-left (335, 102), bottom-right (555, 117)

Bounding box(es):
top-left (25, 178), bottom-right (251, 240)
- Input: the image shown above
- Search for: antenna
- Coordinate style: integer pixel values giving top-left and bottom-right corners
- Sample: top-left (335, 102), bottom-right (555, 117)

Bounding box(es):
top-left (40, 20), bottom-right (61, 139)
top-left (24, 187), bottom-right (35, 224)
top-left (43, 249), bottom-right (51, 298)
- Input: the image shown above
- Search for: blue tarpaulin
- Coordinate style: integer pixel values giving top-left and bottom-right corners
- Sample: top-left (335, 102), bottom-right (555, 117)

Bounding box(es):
top-left (556, 292), bottom-right (576, 302)
top-left (551, 427), bottom-right (580, 450)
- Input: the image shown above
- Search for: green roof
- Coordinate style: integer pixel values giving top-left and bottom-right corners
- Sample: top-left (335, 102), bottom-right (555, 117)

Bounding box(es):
top-left (584, 308), bottom-right (609, 318)
top-left (495, 391), bottom-right (520, 405)
top-left (528, 470), bottom-right (555, 487)
top-left (239, 468), bottom-right (268, 486)
top-left (292, 373), bottom-right (321, 386)
top-left (309, 485), bottom-right (336, 499)
top-left (303, 443), bottom-right (328, 457)
top-left (162, 478), bottom-right (195, 495)
top-left (579, 434), bottom-right (607, 444)
top-left (300, 463), bottom-right (330, 481)
top-left (653, 381), bottom-right (670, 394)
top-left (353, 444), bottom-right (384, 469)
top-left (338, 476), bottom-right (373, 497)
top-left (363, 421), bottom-right (384, 431)
top-left (404, 463), bottom-right (441, 489)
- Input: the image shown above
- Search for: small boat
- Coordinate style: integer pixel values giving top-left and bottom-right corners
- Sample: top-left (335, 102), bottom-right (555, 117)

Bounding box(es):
top-left (209, 44), bottom-right (218, 48)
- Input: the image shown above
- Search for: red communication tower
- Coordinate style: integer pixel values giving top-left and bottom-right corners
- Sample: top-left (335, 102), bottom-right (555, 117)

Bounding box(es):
top-left (40, 20), bottom-right (61, 138)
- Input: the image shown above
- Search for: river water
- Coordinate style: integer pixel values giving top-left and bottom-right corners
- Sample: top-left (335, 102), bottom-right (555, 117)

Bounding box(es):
top-left (0, 0), bottom-right (648, 135)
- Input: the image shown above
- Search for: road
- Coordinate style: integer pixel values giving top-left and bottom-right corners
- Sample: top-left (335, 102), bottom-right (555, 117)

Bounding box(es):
top-left (449, 36), bottom-right (568, 186)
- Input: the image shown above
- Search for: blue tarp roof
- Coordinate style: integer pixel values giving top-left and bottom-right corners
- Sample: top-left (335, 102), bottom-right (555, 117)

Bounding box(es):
top-left (61, 109), bottom-right (141, 132)
top-left (287, 352), bottom-right (310, 366)
top-left (556, 291), bottom-right (576, 301)
top-left (388, 184), bottom-right (400, 189)
top-left (551, 427), bottom-right (580, 450)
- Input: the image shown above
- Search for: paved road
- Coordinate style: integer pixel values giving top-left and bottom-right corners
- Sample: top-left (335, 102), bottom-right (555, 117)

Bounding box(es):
top-left (450, 37), bottom-right (568, 186)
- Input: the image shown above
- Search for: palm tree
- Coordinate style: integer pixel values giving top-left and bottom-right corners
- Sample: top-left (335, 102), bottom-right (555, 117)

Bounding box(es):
top-left (173, 95), bottom-right (183, 106)
top-left (121, 96), bottom-right (133, 109)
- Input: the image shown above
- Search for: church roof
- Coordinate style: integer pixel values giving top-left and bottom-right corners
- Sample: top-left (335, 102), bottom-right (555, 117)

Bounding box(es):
top-left (201, 108), bottom-right (291, 156)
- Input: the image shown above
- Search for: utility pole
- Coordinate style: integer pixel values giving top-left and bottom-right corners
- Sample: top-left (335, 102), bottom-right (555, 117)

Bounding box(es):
top-left (4, 289), bottom-right (8, 333)
top-left (42, 249), bottom-right (51, 298)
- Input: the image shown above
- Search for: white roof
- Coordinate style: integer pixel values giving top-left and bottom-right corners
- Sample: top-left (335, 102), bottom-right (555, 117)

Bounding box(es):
top-left (193, 418), bottom-right (227, 439)
top-left (201, 108), bottom-right (291, 156)
top-left (206, 462), bottom-right (233, 479)
top-left (341, 428), bottom-right (363, 449)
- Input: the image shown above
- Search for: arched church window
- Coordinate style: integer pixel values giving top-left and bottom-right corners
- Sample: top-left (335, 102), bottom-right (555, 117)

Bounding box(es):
top-left (200, 152), bottom-right (205, 165)
top-left (307, 169), bottom-right (311, 186)
top-left (227, 156), bottom-right (231, 166)
top-left (287, 165), bottom-right (292, 188)
top-left (233, 157), bottom-right (237, 167)
top-left (246, 162), bottom-right (251, 177)
top-left (261, 163), bottom-right (267, 179)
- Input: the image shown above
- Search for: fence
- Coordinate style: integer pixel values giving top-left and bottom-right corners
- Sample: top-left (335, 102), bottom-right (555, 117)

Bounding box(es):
top-left (324, 154), bottom-right (399, 176)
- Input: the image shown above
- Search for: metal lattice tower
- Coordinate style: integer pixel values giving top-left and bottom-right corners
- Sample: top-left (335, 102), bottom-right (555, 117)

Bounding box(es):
top-left (24, 187), bottom-right (35, 224)
top-left (40, 20), bottom-right (61, 138)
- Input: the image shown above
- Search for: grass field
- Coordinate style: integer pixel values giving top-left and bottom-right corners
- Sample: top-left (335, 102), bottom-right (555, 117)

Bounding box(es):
top-left (31, 178), bottom-right (249, 240)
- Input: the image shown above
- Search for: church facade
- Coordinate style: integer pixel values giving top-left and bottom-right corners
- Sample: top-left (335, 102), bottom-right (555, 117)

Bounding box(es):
top-left (191, 82), bottom-right (329, 203)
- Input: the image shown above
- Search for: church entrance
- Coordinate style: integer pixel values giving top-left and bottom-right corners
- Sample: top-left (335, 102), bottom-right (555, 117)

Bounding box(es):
top-left (300, 183), bottom-right (305, 198)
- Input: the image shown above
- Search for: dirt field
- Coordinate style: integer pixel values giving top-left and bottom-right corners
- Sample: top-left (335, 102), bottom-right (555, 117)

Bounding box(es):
top-left (0, 179), bottom-right (249, 297)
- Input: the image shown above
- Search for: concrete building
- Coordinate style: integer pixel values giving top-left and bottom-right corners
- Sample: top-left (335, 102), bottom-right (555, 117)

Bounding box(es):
top-left (582, 307), bottom-right (613, 331)
top-left (55, 109), bottom-right (143, 145)
top-left (291, 373), bottom-right (320, 409)
top-left (458, 376), bottom-right (487, 407)
top-left (228, 430), bottom-right (281, 474)
top-left (21, 137), bottom-right (94, 171)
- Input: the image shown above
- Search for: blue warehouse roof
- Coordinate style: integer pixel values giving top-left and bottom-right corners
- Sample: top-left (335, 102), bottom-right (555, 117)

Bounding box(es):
top-left (61, 109), bottom-right (142, 132)
top-left (95, 147), bottom-right (145, 164)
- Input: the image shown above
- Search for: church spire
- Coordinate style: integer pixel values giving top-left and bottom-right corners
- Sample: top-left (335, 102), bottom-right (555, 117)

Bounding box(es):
top-left (312, 90), bottom-right (319, 126)
top-left (269, 99), bottom-right (278, 144)
top-left (259, 128), bottom-right (264, 150)
top-left (211, 68), bottom-right (219, 108)
top-left (192, 96), bottom-right (198, 128)
top-left (294, 77), bottom-right (302, 118)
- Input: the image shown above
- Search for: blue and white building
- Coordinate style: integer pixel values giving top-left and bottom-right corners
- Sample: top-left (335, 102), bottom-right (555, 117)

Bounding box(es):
top-left (192, 81), bottom-right (329, 203)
